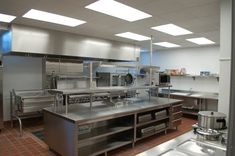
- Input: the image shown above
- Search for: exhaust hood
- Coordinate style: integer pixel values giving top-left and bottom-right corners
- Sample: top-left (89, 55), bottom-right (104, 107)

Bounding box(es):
top-left (1, 24), bottom-right (140, 61)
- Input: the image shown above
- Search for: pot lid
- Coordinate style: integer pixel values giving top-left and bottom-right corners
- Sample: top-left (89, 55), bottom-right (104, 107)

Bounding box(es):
top-left (198, 111), bottom-right (226, 118)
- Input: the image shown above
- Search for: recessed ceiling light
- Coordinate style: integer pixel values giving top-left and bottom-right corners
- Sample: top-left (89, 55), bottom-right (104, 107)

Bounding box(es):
top-left (153, 42), bottom-right (181, 48)
top-left (151, 24), bottom-right (193, 36)
top-left (115, 32), bottom-right (150, 41)
top-left (85, 0), bottom-right (152, 22)
top-left (186, 37), bottom-right (215, 45)
top-left (22, 9), bottom-right (86, 27)
top-left (0, 13), bottom-right (16, 23)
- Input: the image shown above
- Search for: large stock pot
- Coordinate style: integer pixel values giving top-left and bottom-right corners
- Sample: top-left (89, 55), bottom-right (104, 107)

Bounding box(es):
top-left (198, 111), bottom-right (227, 130)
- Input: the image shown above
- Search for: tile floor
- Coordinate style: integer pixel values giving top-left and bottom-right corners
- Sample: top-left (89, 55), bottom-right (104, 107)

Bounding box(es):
top-left (0, 117), bottom-right (197, 156)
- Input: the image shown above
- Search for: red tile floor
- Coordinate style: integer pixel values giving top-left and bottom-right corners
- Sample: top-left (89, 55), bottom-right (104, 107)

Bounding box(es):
top-left (0, 117), bottom-right (197, 156)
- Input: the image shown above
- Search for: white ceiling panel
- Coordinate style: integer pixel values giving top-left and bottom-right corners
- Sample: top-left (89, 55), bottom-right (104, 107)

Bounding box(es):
top-left (0, 0), bottom-right (220, 51)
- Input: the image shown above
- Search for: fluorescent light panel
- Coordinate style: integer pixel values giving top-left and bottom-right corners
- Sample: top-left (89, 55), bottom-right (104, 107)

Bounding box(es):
top-left (85, 0), bottom-right (152, 22)
top-left (115, 32), bottom-right (150, 41)
top-left (22, 9), bottom-right (86, 27)
top-left (151, 24), bottom-right (193, 36)
top-left (154, 42), bottom-right (181, 48)
top-left (0, 13), bottom-right (16, 23)
top-left (186, 37), bottom-right (215, 45)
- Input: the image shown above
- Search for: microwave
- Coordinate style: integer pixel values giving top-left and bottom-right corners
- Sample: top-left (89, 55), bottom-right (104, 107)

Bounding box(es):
top-left (155, 73), bottom-right (171, 85)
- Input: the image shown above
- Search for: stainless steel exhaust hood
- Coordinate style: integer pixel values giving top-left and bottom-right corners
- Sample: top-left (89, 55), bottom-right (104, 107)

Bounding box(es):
top-left (3, 24), bottom-right (140, 61)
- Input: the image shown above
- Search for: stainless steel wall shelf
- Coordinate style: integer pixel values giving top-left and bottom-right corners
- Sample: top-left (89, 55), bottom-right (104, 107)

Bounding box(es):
top-left (171, 75), bottom-right (219, 81)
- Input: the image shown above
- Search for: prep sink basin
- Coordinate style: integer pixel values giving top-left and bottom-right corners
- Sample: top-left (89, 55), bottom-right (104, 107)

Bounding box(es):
top-left (160, 149), bottom-right (189, 156)
top-left (159, 139), bottom-right (226, 156)
top-left (177, 140), bottom-right (226, 156)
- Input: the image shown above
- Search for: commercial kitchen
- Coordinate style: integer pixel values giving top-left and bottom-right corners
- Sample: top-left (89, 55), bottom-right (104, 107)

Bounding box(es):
top-left (0, 0), bottom-right (235, 156)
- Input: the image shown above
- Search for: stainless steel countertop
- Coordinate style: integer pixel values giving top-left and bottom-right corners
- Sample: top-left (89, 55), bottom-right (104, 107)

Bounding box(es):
top-left (49, 86), bottom-right (157, 95)
top-left (161, 89), bottom-right (218, 100)
top-left (44, 97), bottom-right (181, 124)
top-left (136, 130), bottom-right (226, 156)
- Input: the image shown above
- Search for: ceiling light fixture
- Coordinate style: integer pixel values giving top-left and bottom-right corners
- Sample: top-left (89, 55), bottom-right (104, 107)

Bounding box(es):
top-left (0, 13), bottom-right (16, 23)
top-left (151, 24), bottom-right (193, 36)
top-left (153, 42), bottom-right (181, 48)
top-left (22, 9), bottom-right (86, 27)
top-left (115, 32), bottom-right (150, 41)
top-left (186, 37), bottom-right (215, 45)
top-left (85, 0), bottom-right (152, 22)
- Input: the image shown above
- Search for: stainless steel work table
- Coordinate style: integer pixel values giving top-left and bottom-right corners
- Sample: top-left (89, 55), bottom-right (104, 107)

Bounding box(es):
top-left (44, 97), bottom-right (181, 124)
top-left (160, 89), bottom-right (218, 100)
top-left (136, 130), bottom-right (226, 156)
top-left (160, 89), bottom-right (218, 115)
top-left (43, 97), bottom-right (182, 156)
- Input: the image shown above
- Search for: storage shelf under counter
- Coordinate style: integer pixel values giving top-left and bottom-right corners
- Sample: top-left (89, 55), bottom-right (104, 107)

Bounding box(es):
top-left (43, 97), bottom-right (182, 156)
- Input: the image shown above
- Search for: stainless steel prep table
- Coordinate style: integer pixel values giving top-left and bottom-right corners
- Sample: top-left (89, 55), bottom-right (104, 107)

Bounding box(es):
top-left (160, 90), bottom-right (218, 115)
top-left (136, 130), bottom-right (226, 156)
top-left (43, 97), bottom-right (182, 156)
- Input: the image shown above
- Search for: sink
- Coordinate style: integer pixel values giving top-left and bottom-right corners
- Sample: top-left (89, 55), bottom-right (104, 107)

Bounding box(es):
top-left (159, 139), bottom-right (226, 156)
top-left (176, 140), bottom-right (226, 156)
top-left (160, 149), bottom-right (189, 156)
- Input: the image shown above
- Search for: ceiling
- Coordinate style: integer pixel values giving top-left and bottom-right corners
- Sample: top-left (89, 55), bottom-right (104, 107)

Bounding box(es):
top-left (0, 0), bottom-right (220, 51)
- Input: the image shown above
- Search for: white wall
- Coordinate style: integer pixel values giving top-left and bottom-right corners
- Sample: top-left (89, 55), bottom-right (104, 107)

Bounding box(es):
top-left (218, 0), bottom-right (232, 118)
top-left (140, 46), bottom-right (220, 93)
top-left (170, 77), bottom-right (219, 93)
top-left (3, 56), bottom-right (43, 121)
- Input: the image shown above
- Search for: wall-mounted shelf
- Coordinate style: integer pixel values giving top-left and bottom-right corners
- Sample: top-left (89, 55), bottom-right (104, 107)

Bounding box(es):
top-left (171, 75), bottom-right (219, 81)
